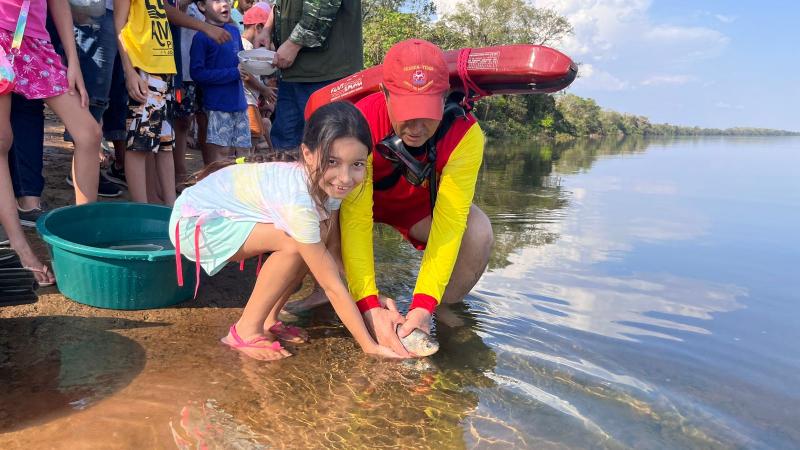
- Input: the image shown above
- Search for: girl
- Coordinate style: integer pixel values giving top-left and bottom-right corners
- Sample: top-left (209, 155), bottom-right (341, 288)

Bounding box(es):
top-left (170, 102), bottom-right (400, 361)
top-left (0, 0), bottom-right (101, 285)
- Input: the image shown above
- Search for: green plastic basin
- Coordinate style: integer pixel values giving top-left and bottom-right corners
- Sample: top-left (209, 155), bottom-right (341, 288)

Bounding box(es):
top-left (37, 202), bottom-right (195, 310)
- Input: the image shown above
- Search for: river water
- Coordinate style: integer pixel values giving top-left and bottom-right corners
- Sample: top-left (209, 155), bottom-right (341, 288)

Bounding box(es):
top-left (1, 136), bottom-right (798, 448)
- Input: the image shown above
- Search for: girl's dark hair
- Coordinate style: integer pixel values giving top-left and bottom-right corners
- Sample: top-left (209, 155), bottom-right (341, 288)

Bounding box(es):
top-left (190, 102), bottom-right (372, 209)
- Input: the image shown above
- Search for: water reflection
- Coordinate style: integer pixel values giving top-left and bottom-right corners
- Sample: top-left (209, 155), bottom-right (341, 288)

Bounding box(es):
top-left (477, 137), bottom-right (744, 341)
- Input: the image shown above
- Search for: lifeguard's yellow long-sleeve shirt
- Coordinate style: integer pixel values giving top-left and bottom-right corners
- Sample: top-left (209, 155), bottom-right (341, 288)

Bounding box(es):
top-left (343, 92), bottom-right (484, 313)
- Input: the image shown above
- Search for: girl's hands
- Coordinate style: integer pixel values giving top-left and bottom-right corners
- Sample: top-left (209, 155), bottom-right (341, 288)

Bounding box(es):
top-left (66, 63), bottom-right (89, 108)
top-left (368, 344), bottom-right (405, 359)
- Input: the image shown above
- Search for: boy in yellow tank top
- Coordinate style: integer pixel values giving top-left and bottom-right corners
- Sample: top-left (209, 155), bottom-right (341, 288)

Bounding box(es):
top-left (114, 0), bottom-right (232, 206)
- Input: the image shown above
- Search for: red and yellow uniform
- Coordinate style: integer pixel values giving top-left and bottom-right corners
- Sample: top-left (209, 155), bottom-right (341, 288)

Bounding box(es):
top-left (341, 92), bottom-right (484, 313)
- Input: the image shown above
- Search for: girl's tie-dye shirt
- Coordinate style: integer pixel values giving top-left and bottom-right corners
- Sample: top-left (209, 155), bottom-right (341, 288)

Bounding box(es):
top-left (176, 162), bottom-right (340, 244)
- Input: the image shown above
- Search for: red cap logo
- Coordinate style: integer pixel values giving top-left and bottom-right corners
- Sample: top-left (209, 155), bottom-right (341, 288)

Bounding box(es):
top-left (411, 69), bottom-right (426, 87)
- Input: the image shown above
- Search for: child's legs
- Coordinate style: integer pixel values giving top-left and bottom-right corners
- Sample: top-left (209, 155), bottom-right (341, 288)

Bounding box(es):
top-left (173, 82), bottom-right (198, 182)
top-left (195, 111), bottom-right (213, 165)
top-left (266, 265), bottom-right (308, 323)
top-left (45, 94), bottom-right (102, 204)
top-left (125, 150), bottom-right (149, 202)
top-left (103, 53), bottom-right (128, 169)
top-left (9, 95), bottom-right (45, 209)
top-left (173, 115), bottom-right (192, 182)
top-left (156, 150), bottom-right (176, 207)
top-left (205, 143), bottom-right (231, 162)
top-left (0, 96), bottom-right (50, 282)
top-left (228, 223), bottom-right (305, 338)
top-left (145, 153), bottom-right (162, 204)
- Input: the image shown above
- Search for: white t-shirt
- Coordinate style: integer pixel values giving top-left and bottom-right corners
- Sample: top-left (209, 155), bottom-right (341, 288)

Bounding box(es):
top-left (180, 3), bottom-right (204, 82)
top-left (175, 162), bottom-right (341, 244)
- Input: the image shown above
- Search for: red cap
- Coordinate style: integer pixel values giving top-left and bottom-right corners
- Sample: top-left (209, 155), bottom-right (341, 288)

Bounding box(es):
top-left (382, 39), bottom-right (449, 122)
top-left (243, 3), bottom-right (272, 25)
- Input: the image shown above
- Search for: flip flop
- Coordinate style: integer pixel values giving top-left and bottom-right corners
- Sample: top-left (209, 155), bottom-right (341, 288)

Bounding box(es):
top-left (267, 321), bottom-right (308, 343)
top-left (24, 265), bottom-right (55, 287)
top-left (221, 324), bottom-right (284, 352)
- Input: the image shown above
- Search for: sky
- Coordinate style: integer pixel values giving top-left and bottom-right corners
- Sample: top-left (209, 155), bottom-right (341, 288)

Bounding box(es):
top-left (432, 0), bottom-right (800, 131)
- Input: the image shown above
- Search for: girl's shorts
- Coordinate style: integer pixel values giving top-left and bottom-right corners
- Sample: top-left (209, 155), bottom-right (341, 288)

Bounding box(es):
top-left (0, 30), bottom-right (69, 99)
top-left (169, 207), bottom-right (256, 276)
top-left (206, 109), bottom-right (251, 149)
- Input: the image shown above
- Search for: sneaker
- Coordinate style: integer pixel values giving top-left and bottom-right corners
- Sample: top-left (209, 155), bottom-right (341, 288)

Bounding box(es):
top-left (18, 206), bottom-right (43, 228)
top-left (103, 164), bottom-right (127, 188)
top-left (66, 172), bottom-right (123, 198)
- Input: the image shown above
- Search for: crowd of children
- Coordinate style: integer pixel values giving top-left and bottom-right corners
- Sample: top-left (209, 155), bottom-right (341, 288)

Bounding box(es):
top-left (0, 0), bottom-right (278, 285)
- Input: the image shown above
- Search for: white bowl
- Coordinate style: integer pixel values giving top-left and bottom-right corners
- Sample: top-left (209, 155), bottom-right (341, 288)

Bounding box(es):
top-left (238, 48), bottom-right (277, 76)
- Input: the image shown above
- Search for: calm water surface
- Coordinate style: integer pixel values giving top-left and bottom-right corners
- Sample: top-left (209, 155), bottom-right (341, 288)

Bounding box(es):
top-left (2, 136), bottom-right (798, 448)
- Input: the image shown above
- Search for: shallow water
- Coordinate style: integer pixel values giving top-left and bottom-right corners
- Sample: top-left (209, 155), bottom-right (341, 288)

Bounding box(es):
top-left (2, 136), bottom-right (799, 448)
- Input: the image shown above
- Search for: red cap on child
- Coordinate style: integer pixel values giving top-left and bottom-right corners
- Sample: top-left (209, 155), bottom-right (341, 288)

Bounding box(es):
top-left (243, 2), bottom-right (272, 25)
top-left (382, 39), bottom-right (449, 122)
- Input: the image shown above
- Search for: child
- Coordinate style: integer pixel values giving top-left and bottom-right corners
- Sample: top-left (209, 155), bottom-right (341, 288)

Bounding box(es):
top-left (190, 0), bottom-right (250, 162)
top-left (169, 102), bottom-right (400, 361)
top-left (115, 0), bottom-right (178, 205)
top-left (1, 0), bottom-right (102, 285)
top-left (241, 4), bottom-right (275, 151)
top-left (229, 0), bottom-right (252, 33)
top-left (173, 0), bottom-right (205, 187)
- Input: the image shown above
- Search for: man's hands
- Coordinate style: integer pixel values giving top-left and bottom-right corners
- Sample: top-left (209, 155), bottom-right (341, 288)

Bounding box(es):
top-left (398, 307), bottom-right (432, 338)
top-left (362, 296), bottom-right (411, 358)
top-left (274, 40), bottom-right (302, 69)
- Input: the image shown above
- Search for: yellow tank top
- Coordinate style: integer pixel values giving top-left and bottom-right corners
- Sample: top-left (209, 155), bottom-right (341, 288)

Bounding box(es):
top-left (120, 0), bottom-right (177, 74)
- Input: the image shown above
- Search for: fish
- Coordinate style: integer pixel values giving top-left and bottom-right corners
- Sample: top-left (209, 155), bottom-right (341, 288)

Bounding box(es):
top-left (397, 324), bottom-right (440, 357)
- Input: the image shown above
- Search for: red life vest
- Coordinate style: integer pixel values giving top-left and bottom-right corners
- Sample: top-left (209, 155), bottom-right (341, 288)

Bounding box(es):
top-left (355, 92), bottom-right (477, 239)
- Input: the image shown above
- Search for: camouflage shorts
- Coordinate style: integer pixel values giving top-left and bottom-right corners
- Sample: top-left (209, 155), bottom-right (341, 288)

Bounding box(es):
top-left (126, 71), bottom-right (175, 153)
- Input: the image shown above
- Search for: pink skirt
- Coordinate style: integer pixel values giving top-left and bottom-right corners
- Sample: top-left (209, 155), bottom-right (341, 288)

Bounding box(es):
top-left (0, 29), bottom-right (69, 100)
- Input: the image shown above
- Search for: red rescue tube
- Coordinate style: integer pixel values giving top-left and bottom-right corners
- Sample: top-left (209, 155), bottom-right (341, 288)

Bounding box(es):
top-left (304, 44), bottom-right (577, 119)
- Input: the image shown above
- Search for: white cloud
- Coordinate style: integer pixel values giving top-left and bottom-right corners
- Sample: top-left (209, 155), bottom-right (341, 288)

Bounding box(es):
top-left (640, 75), bottom-right (695, 86)
top-left (644, 25), bottom-right (729, 46)
top-left (573, 63), bottom-right (629, 91)
top-left (714, 14), bottom-right (737, 23)
top-left (715, 102), bottom-right (744, 110)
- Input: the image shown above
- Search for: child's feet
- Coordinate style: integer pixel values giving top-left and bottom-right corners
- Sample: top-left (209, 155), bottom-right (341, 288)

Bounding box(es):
top-left (264, 320), bottom-right (309, 344)
top-left (220, 324), bottom-right (291, 361)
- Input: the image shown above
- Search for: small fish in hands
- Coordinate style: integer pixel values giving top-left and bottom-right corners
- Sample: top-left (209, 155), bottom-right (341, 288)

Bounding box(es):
top-left (397, 324), bottom-right (440, 357)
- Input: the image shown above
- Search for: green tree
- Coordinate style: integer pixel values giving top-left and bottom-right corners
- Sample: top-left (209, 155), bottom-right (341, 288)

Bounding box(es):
top-left (441, 0), bottom-right (572, 47)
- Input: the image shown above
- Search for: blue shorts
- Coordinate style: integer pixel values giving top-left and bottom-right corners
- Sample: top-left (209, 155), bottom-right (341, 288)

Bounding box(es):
top-left (206, 109), bottom-right (250, 148)
top-left (169, 204), bottom-right (256, 276)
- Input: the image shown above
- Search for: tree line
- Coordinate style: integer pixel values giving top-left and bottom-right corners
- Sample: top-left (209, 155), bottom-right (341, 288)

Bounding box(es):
top-left (362, 0), bottom-right (799, 138)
